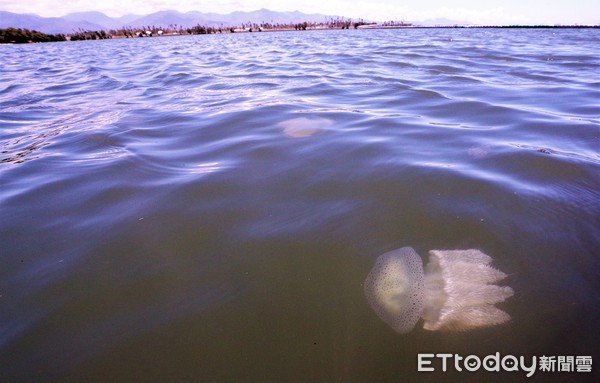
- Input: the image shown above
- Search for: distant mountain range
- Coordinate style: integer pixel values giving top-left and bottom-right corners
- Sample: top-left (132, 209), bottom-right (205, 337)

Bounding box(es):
top-left (0, 9), bottom-right (344, 34)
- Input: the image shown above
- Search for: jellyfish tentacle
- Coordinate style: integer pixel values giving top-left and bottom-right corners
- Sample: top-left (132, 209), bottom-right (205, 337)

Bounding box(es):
top-left (424, 305), bottom-right (512, 331)
top-left (422, 249), bottom-right (513, 332)
top-left (428, 249), bottom-right (509, 284)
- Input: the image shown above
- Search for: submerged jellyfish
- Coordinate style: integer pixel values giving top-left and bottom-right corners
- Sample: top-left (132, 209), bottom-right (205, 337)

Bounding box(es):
top-left (278, 117), bottom-right (333, 138)
top-left (467, 145), bottom-right (490, 159)
top-left (364, 247), bottom-right (513, 333)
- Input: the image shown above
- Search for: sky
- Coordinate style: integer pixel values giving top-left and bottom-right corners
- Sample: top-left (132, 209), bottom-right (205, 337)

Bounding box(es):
top-left (1, 0), bottom-right (598, 25)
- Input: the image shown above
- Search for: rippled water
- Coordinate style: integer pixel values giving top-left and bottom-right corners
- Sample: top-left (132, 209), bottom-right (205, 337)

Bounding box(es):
top-left (1, 28), bottom-right (599, 382)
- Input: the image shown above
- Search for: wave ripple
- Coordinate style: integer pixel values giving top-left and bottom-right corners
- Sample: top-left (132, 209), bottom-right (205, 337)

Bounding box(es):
top-left (1, 28), bottom-right (599, 382)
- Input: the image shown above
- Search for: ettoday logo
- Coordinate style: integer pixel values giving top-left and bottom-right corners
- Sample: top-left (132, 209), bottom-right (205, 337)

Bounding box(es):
top-left (417, 353), bottom-right (593, 377)
top-left (418, 353), bottom-right (536, 377)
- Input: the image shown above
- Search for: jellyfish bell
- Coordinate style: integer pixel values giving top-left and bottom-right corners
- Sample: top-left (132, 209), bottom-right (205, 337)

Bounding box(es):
top-left (364, 247), bottom-right (513, 333)
top-left (363, 247), bottom-right (425, 333)
top-left (278, 117), bottom-right (333, 138)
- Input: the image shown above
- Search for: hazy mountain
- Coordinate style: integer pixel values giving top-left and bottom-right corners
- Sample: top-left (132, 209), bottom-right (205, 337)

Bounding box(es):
top-left (0, 9), bottom-right (342, 34)
top-left (0, 11), bottom-right (105, 34)
top-left (63, 11), bottom-right (120, 29)
top-left (116, 14), bottom-right (145, 25)
top-left (63, 11), bottom-right (143, 30)
top-left (122, 10), bottom-right (221, 29)
top-left (123, 8), bottom-right (337, 29)
top-left (216, 8), bottom-right (334, 26)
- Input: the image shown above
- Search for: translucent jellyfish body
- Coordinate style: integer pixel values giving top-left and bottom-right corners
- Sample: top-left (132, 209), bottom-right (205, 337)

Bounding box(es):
top-left (364, 247), bottom-right (513, 333)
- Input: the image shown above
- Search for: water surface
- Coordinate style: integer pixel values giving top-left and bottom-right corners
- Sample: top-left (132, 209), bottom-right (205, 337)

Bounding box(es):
top-left (1, 28), bottom-right (599, 382)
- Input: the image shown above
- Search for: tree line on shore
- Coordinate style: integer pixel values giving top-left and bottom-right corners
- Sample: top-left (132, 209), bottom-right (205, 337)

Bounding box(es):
top-left (108, 17), bottom-right (375, 37)
top-left (0, 18), bottom-right (385, 43)
top-left (0, 28), bottom-right (67, 43)
top-left (6, 19), bottom-right (587, 44)
top-left (0, 27), bottom-right (115, 43)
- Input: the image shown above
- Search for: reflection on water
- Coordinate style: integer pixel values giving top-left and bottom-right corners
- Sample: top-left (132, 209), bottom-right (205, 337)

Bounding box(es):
top-left (0, 28), bottom-right (599, 382)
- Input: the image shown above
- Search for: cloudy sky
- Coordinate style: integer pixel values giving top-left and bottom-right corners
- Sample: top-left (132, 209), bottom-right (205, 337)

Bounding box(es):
top-left (1, 0), bottom-right (598, 25)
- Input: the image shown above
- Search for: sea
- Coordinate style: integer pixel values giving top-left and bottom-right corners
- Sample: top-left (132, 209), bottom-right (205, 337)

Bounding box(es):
top-left (1, 28), bottom-right (599, 382)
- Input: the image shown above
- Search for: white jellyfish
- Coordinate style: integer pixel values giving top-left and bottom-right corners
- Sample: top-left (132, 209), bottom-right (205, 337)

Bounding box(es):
top-left (364, 247), bottom-right (513, 333)
top-left (467, 145), bottom-right (489, 159)
top-left (278, 117), bottom-right (333, 138)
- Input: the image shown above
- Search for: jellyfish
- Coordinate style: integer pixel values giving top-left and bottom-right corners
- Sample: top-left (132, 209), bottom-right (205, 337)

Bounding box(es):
top-left (278, 117), bottom-right (333, 138)
top-left (364, 247), bottom-right (513, 333)
top-left (467, 145), bottom-right (490, 159)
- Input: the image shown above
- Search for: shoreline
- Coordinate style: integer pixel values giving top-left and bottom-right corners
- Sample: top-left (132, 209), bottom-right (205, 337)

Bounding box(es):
top-left (2, 24), bottom-right (599, 44)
